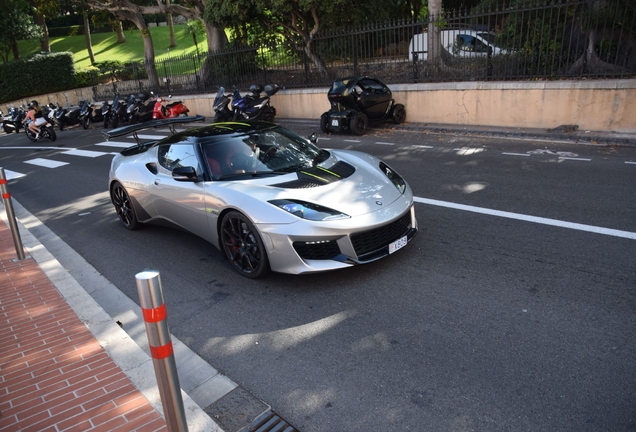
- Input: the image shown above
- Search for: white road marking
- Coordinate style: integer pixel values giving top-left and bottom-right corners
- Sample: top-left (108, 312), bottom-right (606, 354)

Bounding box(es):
top-left (3, 170), bottom-right (26, 180)
top-left (344, 139), bottom-right (361, 143)
top-left (62, 149), bottom-right (108, 158)
top-left (502, 152), bottom-right (530, 157)
top-left (95, 141), bottom-right (134, 148)
top-left (24, 158), bottom-right (69, 168)
top-left (414, 197), bottom-right (636, 240)
top-left (626, 161), bottom-right (636, 165)
top-left (375, 142), bottom-right (395, 146)
top-left (559, 157), bottom-right (591, 161)
top-left (0, 146), bottom-right (75, 150)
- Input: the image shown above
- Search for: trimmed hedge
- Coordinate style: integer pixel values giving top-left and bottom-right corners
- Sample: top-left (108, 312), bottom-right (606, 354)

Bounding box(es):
top-left (0, 52), bottom-right (77, 103)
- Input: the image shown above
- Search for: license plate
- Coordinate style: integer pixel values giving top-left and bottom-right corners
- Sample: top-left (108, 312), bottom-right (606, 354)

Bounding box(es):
top-left (389, 236), bottom-right (408, 254)
top-left (331, 119), bottom-right (339, 127)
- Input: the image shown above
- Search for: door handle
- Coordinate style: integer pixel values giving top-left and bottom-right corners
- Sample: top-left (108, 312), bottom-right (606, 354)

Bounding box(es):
top-left (154, 179), bottom-right (160, 185)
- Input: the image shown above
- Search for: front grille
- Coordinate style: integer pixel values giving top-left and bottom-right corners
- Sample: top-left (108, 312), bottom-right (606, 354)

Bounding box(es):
top-left (293, 240), bottom-right (341, 260)
top-left (351, 212), bottom-right (412, 259)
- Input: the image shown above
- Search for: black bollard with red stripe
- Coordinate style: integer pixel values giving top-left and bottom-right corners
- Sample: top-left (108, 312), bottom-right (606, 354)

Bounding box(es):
top-left (136, 270), bottom-right (189, 432)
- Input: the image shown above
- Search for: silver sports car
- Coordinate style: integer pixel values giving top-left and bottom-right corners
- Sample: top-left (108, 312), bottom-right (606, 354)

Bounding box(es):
top-left (106, 117), bottom-right (418, 278)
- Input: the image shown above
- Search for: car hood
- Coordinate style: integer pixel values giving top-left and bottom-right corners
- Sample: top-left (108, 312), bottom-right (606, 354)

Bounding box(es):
top-left (223, 149), bottom-right (411, 219)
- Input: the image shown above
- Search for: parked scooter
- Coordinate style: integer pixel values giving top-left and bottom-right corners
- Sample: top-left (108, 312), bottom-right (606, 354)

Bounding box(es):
top-left (130, 93), bottom-right (155, 124)
top-left (80, 100), bottom-right (106, 129)
top-left (56, 101), bottom-right (85, 131)
top-left (151, 93), bottom-right (189, 119)
top-left (3, 106), bottom-right (26, 134)
top-left (102, 95), bottom-right (120, 128)
top-left (231, 84), bottom-right (279, 121)
top-left (24, 116), bottom-right (57, 142)
top-left (212, 87), bottom-right (233, 122)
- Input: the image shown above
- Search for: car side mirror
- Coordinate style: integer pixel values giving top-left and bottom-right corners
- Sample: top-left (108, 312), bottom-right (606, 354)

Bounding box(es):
top-left (308, 133), bottom-right (318, 144)
top-left (172, 166), bottom-right (199, 182)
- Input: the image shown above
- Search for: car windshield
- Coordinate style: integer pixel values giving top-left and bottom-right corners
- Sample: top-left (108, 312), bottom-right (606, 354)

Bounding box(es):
top-left (202, 127), bottom-right (329, 179)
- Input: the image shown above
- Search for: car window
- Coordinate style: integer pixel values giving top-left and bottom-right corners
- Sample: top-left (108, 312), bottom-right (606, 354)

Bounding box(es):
top-left (359, 79), bottom-right (388, 95)
top-left (157, 143), bottom-right (200, 172)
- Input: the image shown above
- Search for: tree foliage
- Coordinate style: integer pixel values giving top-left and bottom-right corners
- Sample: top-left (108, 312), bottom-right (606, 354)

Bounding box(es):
top-left (0, 0), bottom-right (41, 61)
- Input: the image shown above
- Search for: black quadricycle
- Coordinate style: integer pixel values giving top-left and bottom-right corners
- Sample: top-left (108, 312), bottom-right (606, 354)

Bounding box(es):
top-left (320, 76), bottom-right (406, 136)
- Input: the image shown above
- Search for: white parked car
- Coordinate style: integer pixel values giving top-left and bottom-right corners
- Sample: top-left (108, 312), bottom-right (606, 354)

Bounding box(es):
top-left (409, 29), bottom-right (506, 61)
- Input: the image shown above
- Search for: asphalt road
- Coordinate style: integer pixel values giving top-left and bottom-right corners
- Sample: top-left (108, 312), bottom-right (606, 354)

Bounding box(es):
top-left (1, 121), bottom-right (635, 431)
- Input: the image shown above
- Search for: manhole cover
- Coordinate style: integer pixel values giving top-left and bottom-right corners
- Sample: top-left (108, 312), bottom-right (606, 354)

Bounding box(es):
top-left (204, 387), bottom-right (269, 432)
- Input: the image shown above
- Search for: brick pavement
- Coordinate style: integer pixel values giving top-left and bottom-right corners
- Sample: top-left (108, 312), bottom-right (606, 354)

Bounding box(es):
top-left (0, 220), bottom-right (168, 432)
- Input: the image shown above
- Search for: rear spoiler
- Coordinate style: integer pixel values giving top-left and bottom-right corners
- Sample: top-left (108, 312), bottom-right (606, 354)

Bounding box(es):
top-left (102, 115), bottom-right (206, 145)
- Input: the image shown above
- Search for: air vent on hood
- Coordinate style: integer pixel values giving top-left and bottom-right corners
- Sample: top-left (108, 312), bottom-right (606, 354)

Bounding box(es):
top-left (273, 161), bottom-right (356, 189)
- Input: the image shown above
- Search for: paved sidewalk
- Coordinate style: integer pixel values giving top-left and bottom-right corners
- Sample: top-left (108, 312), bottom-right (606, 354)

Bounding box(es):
top-left (0, 208), bottom-right (222, 431)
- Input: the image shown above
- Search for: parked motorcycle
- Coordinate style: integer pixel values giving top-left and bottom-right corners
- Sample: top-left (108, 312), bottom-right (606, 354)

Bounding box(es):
top-left (80, 100), bottom-right (106, 129)
top-left (43, 103), bottom-right (60, 130)
top-left (24, 116), bottom-right (57, 142)
top-left (152, 93), bottom-right (189, 119)
top-left (212, 87), bottom-right (233, 122)
top-left (231, 84), bottom-right (279, 121)
top-left (3, 106), bottom-right (26, 134)
top-left (56, 101), bottom-right (85, 131)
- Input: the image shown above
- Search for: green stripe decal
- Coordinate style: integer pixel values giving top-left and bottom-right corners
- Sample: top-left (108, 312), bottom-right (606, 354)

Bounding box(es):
top-left (316, 166), bottom-right (341, 178)
top-left (300, 171), bottom-right (329, 182)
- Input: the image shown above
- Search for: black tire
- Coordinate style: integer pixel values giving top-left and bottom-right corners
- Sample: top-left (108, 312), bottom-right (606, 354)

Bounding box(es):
top-left (82, 117), bottom-right (90, 129)
top-left (220, 211), bottom-right (270, 278)
top-left (350, 112), bottom-right (368, 136)
top-left (392, 104), bottom-right (406, 124)
top-left (213, 112), bottom-right (223, 122)
top-left (25, 128), bottom-right (36, 142)
top-left (45, 126), bottom-right (56, 142)
top-left (112, 116), bottom-right (120, 129)
top-left (59, 121), bottom-right (65, 131)
top-left (103, 116), bottom-right (109, 129)
top-left (111, 182), bottom-right (140, 230)
top-left (3, 126), bottom-right (12, 134)
top-left (320, 113), bottom-right (330, 134)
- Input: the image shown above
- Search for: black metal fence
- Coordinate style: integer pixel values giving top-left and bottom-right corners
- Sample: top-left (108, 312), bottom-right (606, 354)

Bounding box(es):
top-left (93, 0), bottom-right (635, 99)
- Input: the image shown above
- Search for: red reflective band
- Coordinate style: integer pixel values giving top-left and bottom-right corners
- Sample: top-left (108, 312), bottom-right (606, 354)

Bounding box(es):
top-left (0, 179), bottom-right (6, 185)
top-left (2, 193), bottom-right (10, 199)
top-left (150, 341), bottom-right (173, 359)
top-left (142, 303), bottom-right (167, 323)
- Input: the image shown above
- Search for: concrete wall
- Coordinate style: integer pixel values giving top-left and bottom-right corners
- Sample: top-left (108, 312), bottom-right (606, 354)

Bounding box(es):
top-left (3, 79), bottom-right (635, 133)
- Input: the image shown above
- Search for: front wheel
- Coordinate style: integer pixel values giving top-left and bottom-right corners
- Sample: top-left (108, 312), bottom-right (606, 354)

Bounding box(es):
top-left (103, 116), bottom-right (110, 129)
top-left (350, 112), bottom-right (368, 136)
top-left (82, 117), bottom-right (90, 129)
top-left (58, 121), bottom-right (65, 131)
top-left (25, 128), bottom-right (36, 142)
top-left (111, 182), bottom-right (140, 230)
top-left (220, 211), bottom-right (270, 278)
top-left (112, 116), bottom-right (120, 129)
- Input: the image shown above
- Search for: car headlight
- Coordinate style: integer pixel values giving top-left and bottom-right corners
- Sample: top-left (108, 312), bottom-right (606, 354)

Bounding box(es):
top-left (269, 199), bottom-right (349, 221)
top-left (379, 162), bottom-right (406, 194)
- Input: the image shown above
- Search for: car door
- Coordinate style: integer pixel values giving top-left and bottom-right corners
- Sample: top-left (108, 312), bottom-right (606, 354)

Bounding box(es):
top-left (149, 142), bottom-right (213, 242)
top-left (356, 78), bottom-right (392, 120)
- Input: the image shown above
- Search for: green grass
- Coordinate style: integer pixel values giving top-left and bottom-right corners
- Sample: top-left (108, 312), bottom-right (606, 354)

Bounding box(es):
top-left (17, 24), bottom-right (208, 70)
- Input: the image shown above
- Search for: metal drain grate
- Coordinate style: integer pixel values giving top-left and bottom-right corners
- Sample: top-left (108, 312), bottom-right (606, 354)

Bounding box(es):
top-left (244, 409), bottom-right (299, 432)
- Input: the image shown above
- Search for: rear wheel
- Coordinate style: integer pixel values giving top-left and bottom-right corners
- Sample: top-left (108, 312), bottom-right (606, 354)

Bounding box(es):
top-left (392, 104), bottom-right (406, 124)
top-left (45, 126), bottom-right (56, 142)
top-left (3, 125), bottom-right (12, 134)
top-left (111, 182), bottom-right (140, 230)
top-left (220, 211), bottom-right (270, 278)
top-left (350, 112), bottom-right (368, 136)
top-left (320, 113), bottom-right (330, 134)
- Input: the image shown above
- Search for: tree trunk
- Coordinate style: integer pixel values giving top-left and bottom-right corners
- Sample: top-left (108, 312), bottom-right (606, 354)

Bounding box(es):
top-left (11, 38), bottom-right (20, 60)
top-left (303, 40), bottom-right (328, 77)
top-left (204, 21), bottom-right (227, 52)
top-left (114, 19), bottom-right (126, 44)
top-left (83, 13), bottom-right (96, 64)
top-left (33, 10), bottom-right (50, 52)
top-left (428, 0), bottom-right (442, 63)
